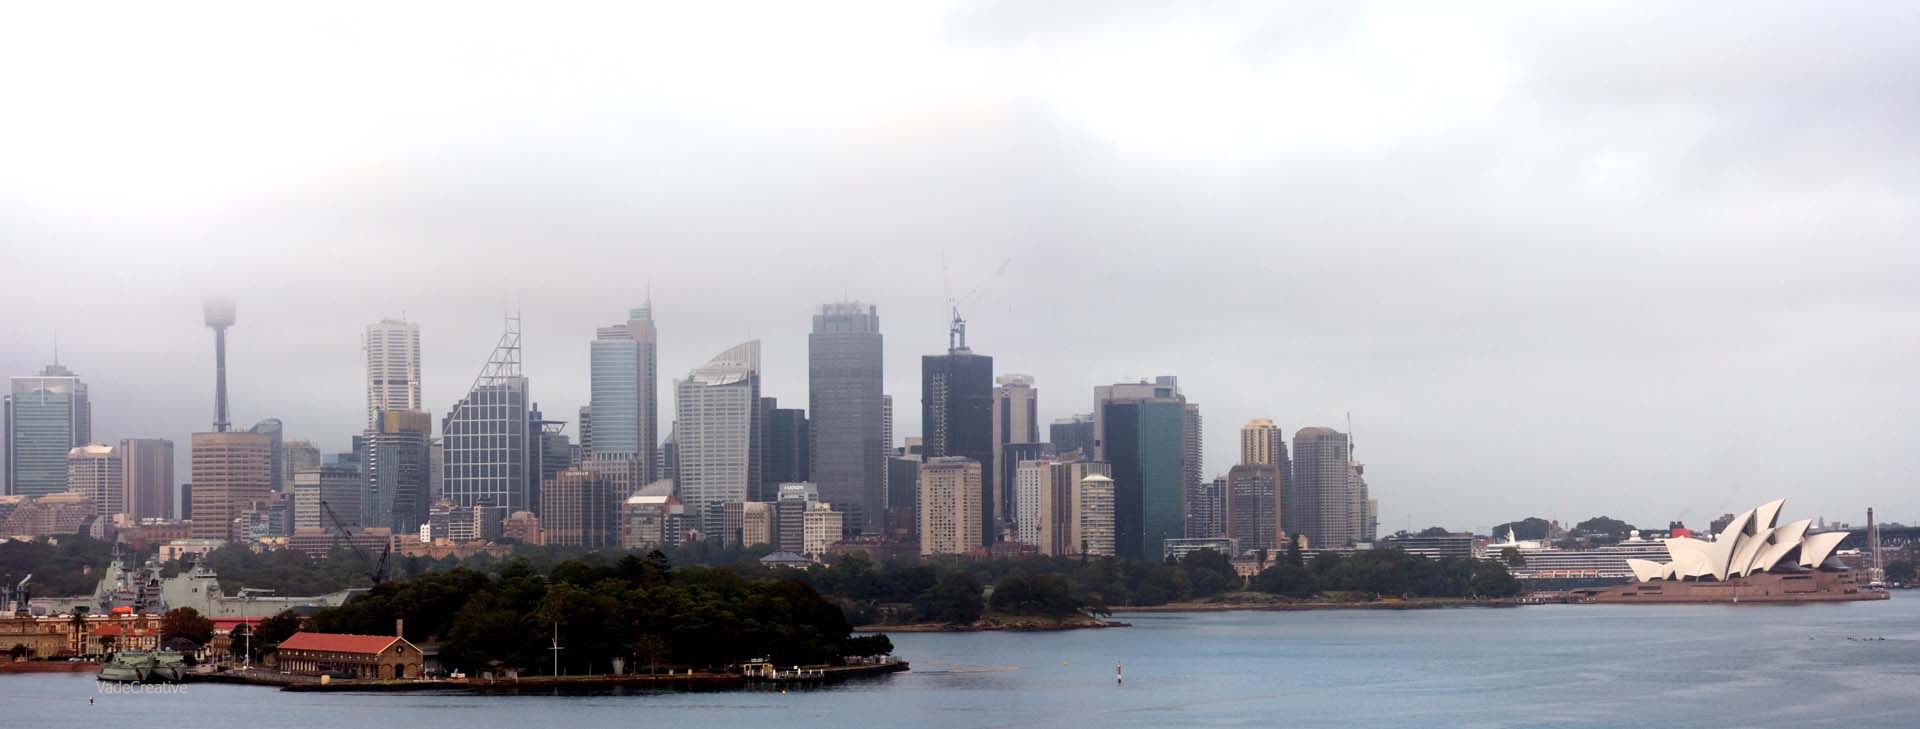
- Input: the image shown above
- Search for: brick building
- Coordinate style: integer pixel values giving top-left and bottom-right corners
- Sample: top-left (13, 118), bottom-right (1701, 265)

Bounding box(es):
top-left (274, 631), bottom-right (423, 679)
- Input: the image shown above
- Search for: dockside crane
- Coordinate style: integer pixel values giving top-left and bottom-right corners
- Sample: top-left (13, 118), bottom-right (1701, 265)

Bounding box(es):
top-left (319, 499), bottom-right (391, 586)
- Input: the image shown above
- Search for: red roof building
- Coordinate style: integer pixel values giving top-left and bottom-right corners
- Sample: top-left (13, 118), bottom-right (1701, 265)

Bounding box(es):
top-left (274, 631), bottom-right (423, 680)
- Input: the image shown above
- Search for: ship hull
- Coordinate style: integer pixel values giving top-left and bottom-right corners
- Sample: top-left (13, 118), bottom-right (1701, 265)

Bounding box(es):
top-left (1577, 569), bottom-right (1886, 604)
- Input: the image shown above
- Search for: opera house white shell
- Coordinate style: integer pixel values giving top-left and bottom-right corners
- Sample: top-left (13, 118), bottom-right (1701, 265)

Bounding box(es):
top-left (1624, 499), bottom-right (1850, 583)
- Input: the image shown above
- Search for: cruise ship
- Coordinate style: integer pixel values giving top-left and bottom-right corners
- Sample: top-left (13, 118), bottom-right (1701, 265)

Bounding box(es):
top-left (1488, 530), bottom-right (1671, 591)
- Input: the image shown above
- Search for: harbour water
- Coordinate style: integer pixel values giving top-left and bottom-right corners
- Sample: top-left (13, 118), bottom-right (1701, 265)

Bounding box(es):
top-left (5, 596), bottom-right (1917, 728)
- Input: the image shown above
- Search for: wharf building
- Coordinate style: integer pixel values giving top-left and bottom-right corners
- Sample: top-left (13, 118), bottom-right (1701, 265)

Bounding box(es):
top-left (809, 301), bottom-right (885, 534)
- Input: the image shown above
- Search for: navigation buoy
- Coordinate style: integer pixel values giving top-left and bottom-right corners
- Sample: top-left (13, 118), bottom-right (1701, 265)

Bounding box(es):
top-left (1116, 662), bottom-right (1123, 685)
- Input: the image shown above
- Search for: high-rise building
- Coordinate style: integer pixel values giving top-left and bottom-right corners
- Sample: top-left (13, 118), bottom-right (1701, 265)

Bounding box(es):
top-left (589, 304), bottom-right (660, 483)
top-left (365, 318), bottom-right (423, 430)
top-left (292, 464), bottom-right (363, 532)
top-left (1293, 427), bottom-right (1356, 548)
top-left (540, 468), bottom-right (617, 548)
top-left (618, 480), bottom-right (682, 551)
top-left (120, 438), bottom-right (174, 521)
top-left (1353, 463), bottom-right (1377, 543)
top-left (918, 456), bottom-right (982, 556)
top-left (249, 419), bottom-right (285, 492)
top-left (282, 440), bottom-right (321, 492)
top-left (1240, 419), bottom-right (1285, 467)
top-left (802, 502), bottom-right (844, 557)
top-left (1048, 414), bottom-right (1094, 460)
top-left (1225, 464), bottom-right (1279, 552)
top-left (991, 374), bottom-right (1039, 536)
top-left (1189, 475), bottom-right (1227, 541)
top-left (65, 444), bottom-right (121, 517)
top-left (1046, 459), bottom-right (1111, 557)
top-left (774, 482), bottom-right (818, 553)
top-left (530, 405), bottom-right (573, 494)
top-left (762, 398), bottom-right (810, 500)
top-left (5, 362), bottom-right (91, 497)
top-left (190, 431), bottom-right (274, 541)
top-left (577, 406), bottom-right (593, 458)
top-left (741, 500), bottom-right (774, 548)
top-left (808, 301), bottom-right (884, 535)
top-left (674, 341), bottom-right (761, 533)
top-left (885, 454), bottom-right (921, 537)
top-left (1095, 377), bottom-right (1195, 561)
top-left (1012, 459), bottom-right (1046, 547)
top-left (366, 410), bottom-right (432, 534)
top-left (441, 318), bottom-right (531, 515)
top-left (1077, 473), bottom-right (1116, 558)
top-left (921, 312), bottom-right (993, 546)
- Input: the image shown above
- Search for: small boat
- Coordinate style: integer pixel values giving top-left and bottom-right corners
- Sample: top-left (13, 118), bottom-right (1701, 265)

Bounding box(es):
top-left (97, 651), bottom-right (187, 684)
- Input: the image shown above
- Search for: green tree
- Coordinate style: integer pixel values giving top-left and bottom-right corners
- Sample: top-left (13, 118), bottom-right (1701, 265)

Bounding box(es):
top-left (1885, 559), bottom-right (1915, 584)
top-left (254, 610), bottom-right (303, 656)
top-left (159, 607), bottom-right (214, 647)
top-left (913, 572), bottom-right (984, 624)
top-left (989, 574), bottom-right (1081, 617)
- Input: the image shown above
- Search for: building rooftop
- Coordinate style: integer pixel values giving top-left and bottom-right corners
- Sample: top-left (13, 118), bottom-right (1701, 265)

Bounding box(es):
top-left (278, 631), bottom-right (406, 655)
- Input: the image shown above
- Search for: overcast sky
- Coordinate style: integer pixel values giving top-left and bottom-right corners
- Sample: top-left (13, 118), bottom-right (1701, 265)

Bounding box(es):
top-left (2, 2), bottom-right (1915, 532)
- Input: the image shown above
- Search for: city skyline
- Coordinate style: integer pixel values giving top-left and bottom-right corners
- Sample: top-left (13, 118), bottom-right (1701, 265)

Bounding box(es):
top-left (2, 4), bottom-right (1915, 532)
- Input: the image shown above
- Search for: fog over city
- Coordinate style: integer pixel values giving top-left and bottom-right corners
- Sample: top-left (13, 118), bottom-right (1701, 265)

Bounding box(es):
top-left (1, 2), bottom-right (1915, 532)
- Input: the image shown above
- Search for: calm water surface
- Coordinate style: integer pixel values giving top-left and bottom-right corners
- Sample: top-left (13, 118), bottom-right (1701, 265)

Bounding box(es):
top-left (7, 596), bottom-right (1918, 728)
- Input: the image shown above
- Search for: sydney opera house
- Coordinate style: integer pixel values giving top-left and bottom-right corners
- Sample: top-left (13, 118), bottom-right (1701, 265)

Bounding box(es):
top-left (1581, 499), bottom-right (1884, 603)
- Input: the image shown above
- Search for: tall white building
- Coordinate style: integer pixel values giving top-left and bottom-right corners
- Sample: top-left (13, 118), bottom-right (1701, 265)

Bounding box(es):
top-left (674, 341), bottom-right (761, 532)
top-left (1013, 459), bottom-right (1046, 547)
top-left (65, 443), bottom-right (122, 517)
top-left (1078, 473), bottom-right (1116, 558)
top-left (365, 319), bottom-right (423, 430)
top-left (802, 501), bottom-right (844, 557)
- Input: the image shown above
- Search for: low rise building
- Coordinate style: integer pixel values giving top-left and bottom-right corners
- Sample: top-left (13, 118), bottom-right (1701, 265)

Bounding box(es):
top-left (274, 631), bottom-right (423, 679)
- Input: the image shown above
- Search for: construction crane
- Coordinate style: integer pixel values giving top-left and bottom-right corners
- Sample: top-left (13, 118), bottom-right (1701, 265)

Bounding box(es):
top-left (319, 499), bottom-right (391, 586)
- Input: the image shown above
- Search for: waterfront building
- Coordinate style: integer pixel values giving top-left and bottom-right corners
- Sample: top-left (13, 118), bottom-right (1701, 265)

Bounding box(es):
top-left (675, 341), bottom-right (761, 535)
top-left (1048, 413), bottom-right (1094, 460)
top-left (65, 444), bottom-right (121, 517)
top-left (292, 465), bottom-right (364, 532)
top-left (762, 399), bottom-right (810, 501)
top-left (809, 301), bottom-right (885, 535)
top-left (120, 438), bottom-right (175, 521)
top-left (918, 457), bottom-right (983, 555)
top-left (441, 319), bottom-right (531, 514)
top-left (1163, 536), bottom-right (1238, 561)
top-left (1225, 464), bottom-right (1280, 553)
top-left (1381, 532), bottom-right (1475, 560)
top-left (540, 468), bottom-right (617, 548)
top-left (922, 312), bottom-right (993, 545)
top-left (1292, 427), bottom-right (1355, 549)
top-left (1077, 474), bottom-right (1116, 558)
top-left (365, 318), bottom-right (423, 431)
top-left (366, 410), bottom-right (432, 534)
top-left (589, 304), bottom-right (660, 483)
top-left (248, 419), bottom-right (285, 493)
top-left (189, 431), bottom-right (273, 541)
top-left (1095, 377), bottom-right (1195, 561)
top-left (276, 632), bottom-right (423, 679)
top-left (5, 362), bottom-right (91, 497)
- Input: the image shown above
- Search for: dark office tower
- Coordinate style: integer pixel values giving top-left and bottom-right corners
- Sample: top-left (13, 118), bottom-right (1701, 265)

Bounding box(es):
top-left (589, 303), bottom-right (659, 482)
top-left (921, 310), bottom-right (994, 546)
top-left (885, 455), bottom-right (921, 537)
top-left (366, 410), bottom-right (431, 534)
top-left (1225, 465), bottom-right (1279, 552)
top-left (1095, 377), bottom-right (1194, 561)
top-left (762, 398), bottom-right (810, 500)
top-left (528, 404), bottom-right (572, 512)
top-left (577, 406), bottom-right (593, 459)
top-left (249, 419), bottom-right (284, 492)
top-left (540, 468), bottom-right (616, 548)
top-left (442, 317), bottom-right (532, 514)
top-left (1048, 413), bottom-right (1094, 461)
top-left (809, 301), bottom-right (884, 535)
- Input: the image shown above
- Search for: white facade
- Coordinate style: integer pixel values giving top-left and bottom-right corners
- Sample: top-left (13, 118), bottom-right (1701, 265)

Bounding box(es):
top-left (65, 443), bottom-right (121, 517)
top-left (673, 341), bottom-right (760, 522)
top-left (1078, 474), bottom-right (1115, 558)
top-left (1626, 499), bottom-right (1854, 582)
top-left (1013, 459), bottom-right (1045, 546)
top-left (802, 501), bottom-right (843, 557)
top-left (365, 319), bottom-right (422, 430)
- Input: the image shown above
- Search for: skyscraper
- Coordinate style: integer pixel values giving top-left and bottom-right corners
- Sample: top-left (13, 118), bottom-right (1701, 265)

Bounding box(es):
top-left (991, 374), bottom-right (1039, 537)
top-left (1240, 418), bottom-right (1285, 467)
top-left (763, 398), bottom-right (810, 497)
top-left (589, 304), bottom-right (659, 482)
top-left (1077, 473), bottom-right (1116, 558)
top-left (249, 418), bottom-right (284, 492)
top-left (65, 444), bottom-right (122, 517)
top-left (120, 438), bottom-right (174, 521)
top-left (292, 464), bottom-right (363, 532)
top-left (366, 410), bottom-right (432, 534)
top-left (441, 318), bottom-right (531, 514)
top-left (674, 341), bottom-right (761, 534)
top-left (1225, 464), bottom-right (1279, 552)
top-left (189, 431), bottom-right (273, 541)
top-left (809, 301), bottom-right (884, 534)
top-left (1095, 377), bottom-right (1195, 561)
top-left (5, 362), bottom-right (91, 497)
top-left (1189, 475), bottom-right (1227, 541)
top-left (918, 456), bottom-right (982, 555)
top-left (365, 318), bottom-right (423, 430)
top-left (1293, 426), bottom-right (1355, 548)
top-left (540, 468), bottom-right (617, 548)
top-left (1047, 459), bottom-right (1111, 556)
top-left (1048, 413), bottom-right (1094, 460)
top-left (921, 311), bottom-right (993, 545)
